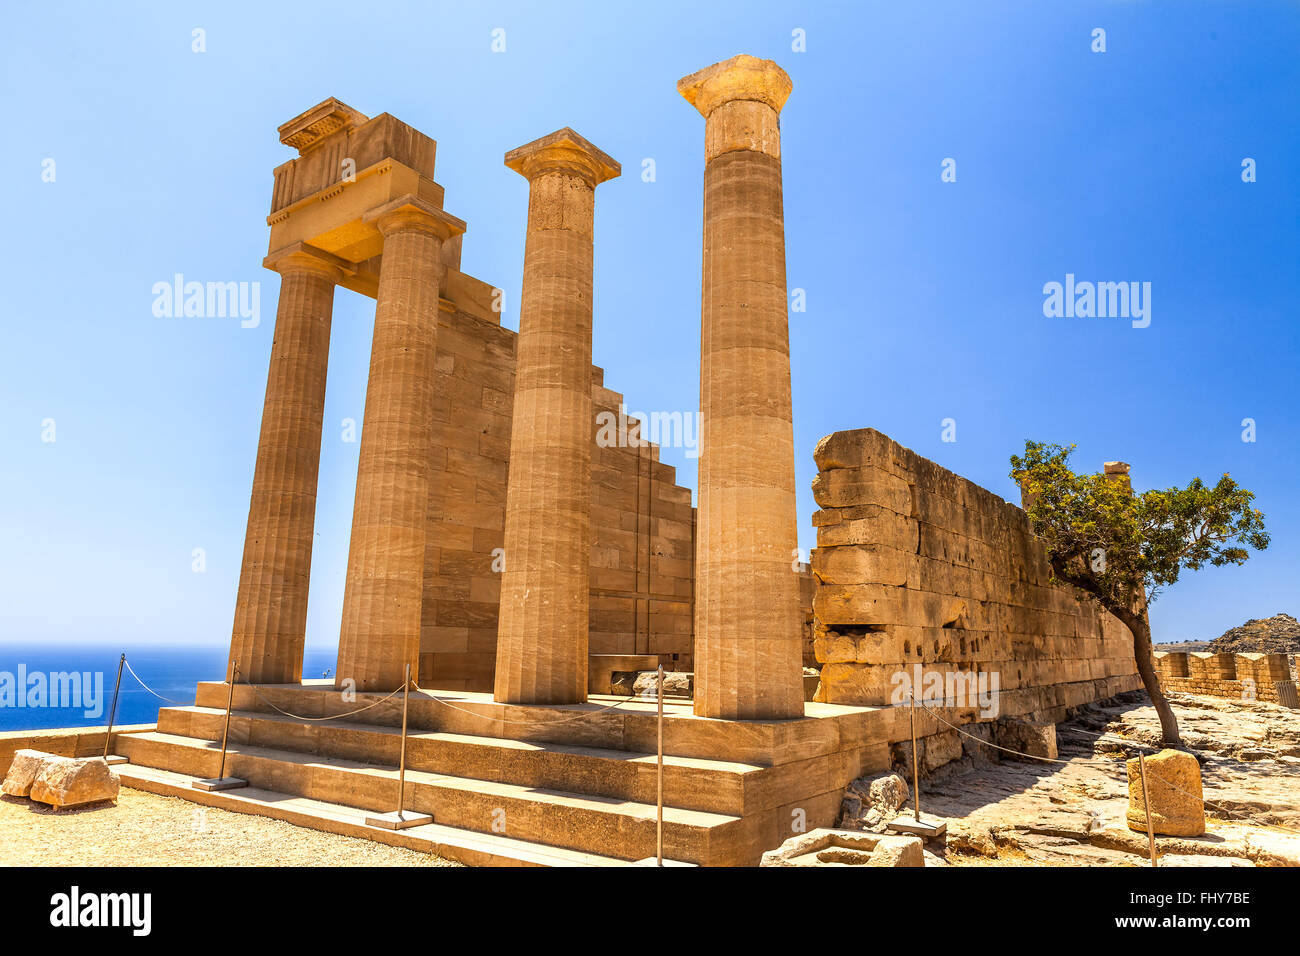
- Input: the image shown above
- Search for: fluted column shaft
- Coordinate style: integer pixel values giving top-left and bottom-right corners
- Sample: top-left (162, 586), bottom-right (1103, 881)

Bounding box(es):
top-left (494, 130), bottom-right (620, 704)
top-left (680, 55), bottom-right (803, 719)
top-left (336, 200), bottom-right (463, 692)
top-left (229, 250), bottom-right (340, 684)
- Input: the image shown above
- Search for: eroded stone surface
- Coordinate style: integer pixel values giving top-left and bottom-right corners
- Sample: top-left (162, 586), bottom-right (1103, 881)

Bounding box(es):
top-left (760, 828), bottom-right (923, 867)
top-left (1, 749), bottom-right (48, 797)
top-left (28, 756), bottom-right (119, 809)
top-left (1127, 748), bottom-right (1205, 837)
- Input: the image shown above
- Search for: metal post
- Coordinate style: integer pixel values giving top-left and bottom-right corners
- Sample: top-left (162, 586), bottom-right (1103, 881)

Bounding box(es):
top-left (1138, 752), bottom-right (1158, 867)
top-left (397, 663), bottom-right (411, 820)
top-left (363, 663), bottom-right (431, 830)
top-left (216, 659), bottom-right (238, 781)
top-left (656, 664), bottom-right (664, 867)
top-left (103, 653), bottom-right (125, 757)
top-left (910, 692), bottom-right (921, 822)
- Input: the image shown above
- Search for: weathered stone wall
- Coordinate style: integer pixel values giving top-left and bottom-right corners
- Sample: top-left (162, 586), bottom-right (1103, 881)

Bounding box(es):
top-left (420, 297), bottom-right (696, 690)
top-left (0, 725), bottom-right (154, 777)
top-left (809, 428), bottom-right (1141, 728)
top-left (1155, 651), bottom-right (1298, 707)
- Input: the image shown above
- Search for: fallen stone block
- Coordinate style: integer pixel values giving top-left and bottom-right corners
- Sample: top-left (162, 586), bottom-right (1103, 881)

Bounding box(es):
top-left (1126, 749), bottom-right (1204, 837)
top-left (760, 827), bottom-right (924, 867)
top-left (29, 755), bottom-right (120, 810)
top-left (838, 771), bottom-right (910, 831)
top-left (631, 671), bottom-right (693, 698)
top-left (1, 749), bottom-right (49, 798)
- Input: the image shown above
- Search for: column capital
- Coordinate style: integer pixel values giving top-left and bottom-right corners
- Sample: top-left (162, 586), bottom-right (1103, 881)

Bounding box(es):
top-left (363, 194), bottom-right (467, 239)
top-left (263, 241), bottom-right (349, 282)
top-left (678, 54), bottom-right (792, 118)
top-left (504, 128), bottom-right (620, 187)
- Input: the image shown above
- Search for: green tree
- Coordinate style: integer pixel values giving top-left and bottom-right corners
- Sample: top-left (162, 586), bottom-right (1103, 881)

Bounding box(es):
top-left (1010, 441), bottom-right (1269, 747)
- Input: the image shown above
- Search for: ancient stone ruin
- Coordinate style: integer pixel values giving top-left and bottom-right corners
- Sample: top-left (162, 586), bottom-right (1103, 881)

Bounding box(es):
top-left (811, 428), bottom-right (1142, 723)
top-left (1155, 651), bottom-right (1298, 707)
top-left (99, 54), bottom-right (1152, 866)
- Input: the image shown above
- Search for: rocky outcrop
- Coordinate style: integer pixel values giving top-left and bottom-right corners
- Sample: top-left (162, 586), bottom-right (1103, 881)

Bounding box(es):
top-left (1209, 613), bottom-right (1300, 656)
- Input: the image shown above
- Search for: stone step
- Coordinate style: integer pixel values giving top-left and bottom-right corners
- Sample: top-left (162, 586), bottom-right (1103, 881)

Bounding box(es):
top-left (117, 731), bottom-right (755, 864)
top-left (157, 704), bottom-right (772, 817)
top-left (116, 762), bottom-right (627, 867)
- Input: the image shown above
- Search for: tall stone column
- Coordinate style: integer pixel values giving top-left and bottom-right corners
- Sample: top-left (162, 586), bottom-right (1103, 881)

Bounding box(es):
top-left (336, 197), bottom-right (465, 692)
top-left (229, 244), bottom-right (344, 684)
top-left (679, 55), bottom-right (804, 719)
top-left (494, 129), bottom-right (620, 705)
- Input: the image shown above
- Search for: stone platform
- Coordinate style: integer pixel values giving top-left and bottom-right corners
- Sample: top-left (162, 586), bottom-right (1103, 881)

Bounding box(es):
top-left (114, 680), bottom-right (901, 866)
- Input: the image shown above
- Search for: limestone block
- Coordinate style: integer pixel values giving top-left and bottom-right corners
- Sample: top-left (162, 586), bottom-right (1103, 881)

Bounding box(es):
top-left (1126, 749), bottom-right (1205, 837)
top-left (811, 544), bottom-right (916, 587)
top-left (759, 827), bottom-right (923, 867)
top-left (815, 508), bottom-right (919, 551)
top-left (813, 428), bottom-right (900, 474)
top-left (811, 468), bottom-right (911, 513)
top-left (28, 756), bottom-right (120, 809)
top-left (994, 718), bottom-right (1058, 759)
top-left (1, 748), bottom-right (48, 797)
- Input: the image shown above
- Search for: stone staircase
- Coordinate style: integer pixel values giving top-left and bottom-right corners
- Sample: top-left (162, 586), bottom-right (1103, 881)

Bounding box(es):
top-left (114, 680), bottom-right (891, 866)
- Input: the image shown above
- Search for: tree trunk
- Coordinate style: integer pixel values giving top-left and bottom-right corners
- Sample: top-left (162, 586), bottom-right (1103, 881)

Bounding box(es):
top-left (1115, 605), bottom-right (1182, 747)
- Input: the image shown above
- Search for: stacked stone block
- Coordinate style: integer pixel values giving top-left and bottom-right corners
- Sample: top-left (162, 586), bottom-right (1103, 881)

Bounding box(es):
top-left (810, 428), bottom-right (1142, 731)
top-left (418, 296), bottom-right (698, 690)
top-left (1154, 651), bottom-right (1297, 706)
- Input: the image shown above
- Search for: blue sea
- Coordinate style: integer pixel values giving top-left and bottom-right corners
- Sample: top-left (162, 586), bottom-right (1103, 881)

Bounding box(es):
top-left (0, 643), bottom-right (338, 732)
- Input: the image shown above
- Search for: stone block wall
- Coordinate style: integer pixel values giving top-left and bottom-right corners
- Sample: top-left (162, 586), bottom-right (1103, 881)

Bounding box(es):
top-left (1154, 651), bottom-right (1297, 706)
top-left (419, 297), bottom-right (697, 690)
top-left (809, 428), bottom-right (1142, 730)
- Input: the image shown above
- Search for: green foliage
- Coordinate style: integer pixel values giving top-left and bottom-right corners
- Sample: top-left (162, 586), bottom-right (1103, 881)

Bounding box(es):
top-left (1009, 441), bottom-right (1269, 610)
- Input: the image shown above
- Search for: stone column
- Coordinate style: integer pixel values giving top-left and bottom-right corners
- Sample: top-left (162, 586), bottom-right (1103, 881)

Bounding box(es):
top-left (229, 244), bottom-right (344, 684)
top-left (493, 129), bottom-right (620, 705)
top-left (336, 197), bottom-right (465, 692)
top-left (679, 55), bottom-right (803, 719)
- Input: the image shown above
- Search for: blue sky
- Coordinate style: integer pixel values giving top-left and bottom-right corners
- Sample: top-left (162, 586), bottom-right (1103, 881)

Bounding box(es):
top-left (1, 1), bottom-right (1296, 651)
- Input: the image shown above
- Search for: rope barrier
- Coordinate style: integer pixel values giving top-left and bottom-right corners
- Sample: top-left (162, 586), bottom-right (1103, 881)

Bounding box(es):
top-left (242, 680), bottom-right (405, 722)
top-left (123, 658), bottom-right (192, 705)
top-left (906, 693), bottom-right (1133, 770)
top-left (410, 679), bottom-right (665, 725)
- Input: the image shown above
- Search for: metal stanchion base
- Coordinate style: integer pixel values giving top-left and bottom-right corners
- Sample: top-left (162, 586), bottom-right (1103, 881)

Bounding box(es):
top-left (887, 815), bottom-right (947, 838)
top-left (193, 777), bottom-right (248, 792)
top-left (365, 810), bottom-right (433, 830)
top-left (103, 755), bottom-right (128, 766)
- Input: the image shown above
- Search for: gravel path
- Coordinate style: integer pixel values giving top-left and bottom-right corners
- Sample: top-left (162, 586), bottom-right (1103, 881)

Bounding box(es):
top-left (0, 788), bottom-right (460, 866)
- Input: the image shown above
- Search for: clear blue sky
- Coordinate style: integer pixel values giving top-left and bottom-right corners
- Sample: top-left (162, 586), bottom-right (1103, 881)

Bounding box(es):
top-left (1, 1), bottom-right (1296, 651)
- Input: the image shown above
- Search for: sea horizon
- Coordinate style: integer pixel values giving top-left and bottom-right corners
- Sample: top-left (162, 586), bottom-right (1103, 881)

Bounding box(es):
top-left (0, 642), bottom-right (340, 733)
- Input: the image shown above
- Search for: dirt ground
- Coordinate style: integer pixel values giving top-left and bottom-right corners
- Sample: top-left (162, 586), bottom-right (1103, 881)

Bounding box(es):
top-left (0, 787), bottom-right (459, 867)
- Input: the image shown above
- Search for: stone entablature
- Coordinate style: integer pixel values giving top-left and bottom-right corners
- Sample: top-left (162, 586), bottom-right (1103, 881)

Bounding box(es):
top-left (809, 428), bottom-right (1141, 725)
top-left (1154, 651), bottom-right (1297, 706)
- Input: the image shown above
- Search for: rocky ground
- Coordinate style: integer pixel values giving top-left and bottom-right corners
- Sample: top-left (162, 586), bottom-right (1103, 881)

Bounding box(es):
top-left (913, 691), bottom-right (1300, 866)
top-left (0, 788), bottom-right (459, 866)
